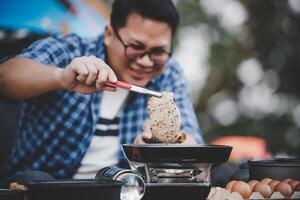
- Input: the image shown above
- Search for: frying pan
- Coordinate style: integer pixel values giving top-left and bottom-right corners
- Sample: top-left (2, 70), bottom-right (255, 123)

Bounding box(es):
top-left (24, 179), bottom-right (122, 200)
top-left (0, 189), bottom-right (24, 200)
top-left (248, 157), bottom-right (300, 180)
top-left (142, 183), bottom-right (211, 200)
top-left (122, 144), bottom-right (232, 163)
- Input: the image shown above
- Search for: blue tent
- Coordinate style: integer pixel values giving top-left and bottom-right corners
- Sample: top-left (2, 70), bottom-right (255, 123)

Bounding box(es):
top-left (0, 0), bottom-right (106, 37)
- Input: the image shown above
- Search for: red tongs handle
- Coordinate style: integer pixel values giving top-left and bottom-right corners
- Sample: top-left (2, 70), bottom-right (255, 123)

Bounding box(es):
top-left (105, 80), bottom-right (132, 90)
top-left (95, 72), bottom-right (132, 89)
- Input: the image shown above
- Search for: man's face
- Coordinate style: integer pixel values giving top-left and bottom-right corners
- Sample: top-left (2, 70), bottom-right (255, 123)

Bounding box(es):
top-left (104, 13), bottom-right (173, 87)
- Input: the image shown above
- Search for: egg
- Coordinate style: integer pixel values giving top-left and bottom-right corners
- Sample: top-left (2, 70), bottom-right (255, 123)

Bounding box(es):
top-left (253, 182), bottom-right (273, 198)
top-left (268, 179), bottom-right (280, 191)
top-left (282, 178), bottom-right (293, 183)
top-left (295, 182), bottom-right (300, 191)
top-left (231, 181), bottom-right (252, 198)
top-left (248, 180), bottom-right (259, 191)
top-left (289, 180), bottom-right (299, 190)
top-left (274, 181), bottom-right (293, 197)
top-left (260, 178), bottom-right (273, 185)
top-left (225, 180), bottom-right (237, 191)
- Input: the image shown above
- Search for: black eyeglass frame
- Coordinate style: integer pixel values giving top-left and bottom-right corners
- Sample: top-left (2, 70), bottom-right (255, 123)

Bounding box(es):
top-left (113, 27), bottom-right (172, 65)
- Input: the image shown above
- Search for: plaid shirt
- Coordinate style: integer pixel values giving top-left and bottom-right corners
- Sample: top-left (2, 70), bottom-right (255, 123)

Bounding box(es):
top-left (1, 34), bottom-right (204, 179)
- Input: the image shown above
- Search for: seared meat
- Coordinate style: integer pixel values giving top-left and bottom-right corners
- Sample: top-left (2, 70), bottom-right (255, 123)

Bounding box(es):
top-left (147, 92), bottom-right (184, 143)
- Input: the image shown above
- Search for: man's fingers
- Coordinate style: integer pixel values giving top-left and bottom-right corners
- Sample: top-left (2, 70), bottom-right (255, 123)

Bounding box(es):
top-left (69, 56), bottom-right (118, 92)
top-left (90, 56), bottom-right (103, 73)
top-left (95, 69), bottom-right (109, 89)
top-left (106, 66), bottom-right (117, 82)
top-left (143, 120), bottom-right (151, 130)
top-left (69, 58), bottom-right (89, 82)
top-left (91, 56), bottom-right (117, 83)
top-left (142, 120), bottom-right (152, 140)
top-left (98, 68), bottom-right (109, 83)
top-left (142, 131), bottom-right (152, 140)
top-left (134, 120), bottom-right (154, 144)
top-left (83, 57), bottom-right (98, 85)
top-left (134, 135), bottom-right (146, 144)
top-left (181, 133), bottom-right (198, 144)
top-left (74, 83), bottom-right (97, 94)
top-left (71, 58), bottom-right (88, 75)
top-left (102, 85), bottom-right (117, 92)
top-left (75, 64), bottom-right (88, 82)
top-left (76, 74), bottom-right (87, 82)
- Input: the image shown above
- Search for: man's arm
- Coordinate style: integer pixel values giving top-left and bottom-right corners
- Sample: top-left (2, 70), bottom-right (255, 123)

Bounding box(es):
top-left (0, 56), bottom-right (117, 100)
top-left (0, 58), bottom-right (62, 100)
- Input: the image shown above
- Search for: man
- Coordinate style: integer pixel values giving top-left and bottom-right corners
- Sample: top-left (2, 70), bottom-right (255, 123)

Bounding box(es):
top-left (0, 0), bottom-right (204, 182)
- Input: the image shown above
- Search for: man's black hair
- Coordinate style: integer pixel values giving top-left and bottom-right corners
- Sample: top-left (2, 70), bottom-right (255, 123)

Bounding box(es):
top-left (111, 0), bottom-right (179, 35)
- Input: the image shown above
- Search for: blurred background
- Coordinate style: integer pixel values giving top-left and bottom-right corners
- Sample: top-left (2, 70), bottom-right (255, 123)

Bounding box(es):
top-left (0, 0), bottom-right (110, 57)
top-left (173, 0), bottom-right (300, 160)
top-left (1, 0), bottom-right (300, 166)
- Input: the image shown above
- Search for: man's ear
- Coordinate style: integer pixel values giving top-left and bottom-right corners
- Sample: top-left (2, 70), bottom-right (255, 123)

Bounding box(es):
top-left (104, 25), bottom-right (113, 46)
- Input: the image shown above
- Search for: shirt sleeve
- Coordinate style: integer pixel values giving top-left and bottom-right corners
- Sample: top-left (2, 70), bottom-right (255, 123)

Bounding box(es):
top-left (16, 34), bottom-right (83, 68)
top-left (158, 59), bottom-right (205, 144)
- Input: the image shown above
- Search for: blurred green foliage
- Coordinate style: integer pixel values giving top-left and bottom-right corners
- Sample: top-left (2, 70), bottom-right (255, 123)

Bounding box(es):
top-left (176, 0), bottom-right (300, 156)
top-left (102, 0), bottom-right (300, 156)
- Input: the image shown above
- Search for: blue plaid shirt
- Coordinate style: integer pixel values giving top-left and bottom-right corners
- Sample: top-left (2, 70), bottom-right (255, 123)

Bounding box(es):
top-left (1, 34), bottom-right (204, 179)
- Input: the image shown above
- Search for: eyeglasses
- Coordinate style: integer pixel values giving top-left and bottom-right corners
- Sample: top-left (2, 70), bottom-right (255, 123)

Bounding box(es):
top-left (114, 29), bottom-right (172, 66)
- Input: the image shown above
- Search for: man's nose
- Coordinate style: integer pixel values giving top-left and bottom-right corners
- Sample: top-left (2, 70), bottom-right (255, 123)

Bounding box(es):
top-left (136, 53), bottom-right (154, 68)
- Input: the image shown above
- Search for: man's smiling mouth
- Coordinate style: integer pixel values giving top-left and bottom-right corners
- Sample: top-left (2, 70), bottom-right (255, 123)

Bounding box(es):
top-left (128, 66), bottom-right (153, 79)
top-left (130, 69), bottom-right (146, 79)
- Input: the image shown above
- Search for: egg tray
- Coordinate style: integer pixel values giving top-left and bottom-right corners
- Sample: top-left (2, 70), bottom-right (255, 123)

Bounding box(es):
top-left (222, 178), bottom-right (300, 200)
top-left (207, 187), bottom-right (300, 200)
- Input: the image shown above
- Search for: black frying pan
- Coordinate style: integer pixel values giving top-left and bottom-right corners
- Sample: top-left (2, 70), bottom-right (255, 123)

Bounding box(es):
top-left (142, 183), bottom-right (211, 200)
top-left (0, 189), bottom-right (24, 200)
top-left (248, 158), bottom-right (300, 180)
top-left (122, 144), bottom-right (232, 163)
top-left (24, 179), bottom-right (122, 200)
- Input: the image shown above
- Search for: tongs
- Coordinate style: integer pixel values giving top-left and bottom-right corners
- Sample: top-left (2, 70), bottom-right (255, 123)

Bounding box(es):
top-left (104, 80), bottom-right (162, 97)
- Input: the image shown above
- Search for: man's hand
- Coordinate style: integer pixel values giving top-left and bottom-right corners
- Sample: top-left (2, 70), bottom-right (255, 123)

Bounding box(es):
top-left (59, 55), bottom-right (117, 94)
top-left (180, 132), bottom-right (198, 144)
top-left (134, 120), bottom-right (152, 144)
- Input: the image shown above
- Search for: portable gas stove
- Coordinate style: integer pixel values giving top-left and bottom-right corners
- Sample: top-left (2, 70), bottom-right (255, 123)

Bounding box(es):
top-left (122, 144), bottom-right (232, 200)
